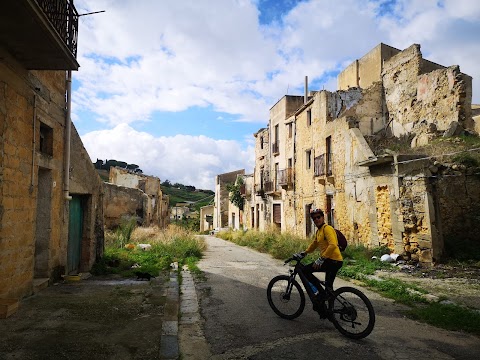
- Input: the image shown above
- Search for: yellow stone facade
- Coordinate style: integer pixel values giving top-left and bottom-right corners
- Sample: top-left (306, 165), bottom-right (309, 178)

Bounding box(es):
top-left (239, 43), bottom-right (480, 263)
top-left (0, 7), bottom-right (104, 300)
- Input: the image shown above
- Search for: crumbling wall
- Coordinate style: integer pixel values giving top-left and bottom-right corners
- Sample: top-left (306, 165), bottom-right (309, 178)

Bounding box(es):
top-left (375, 185), bottom-right (394, 248)
top-left (103, 183), bottom-right (148, 229)
top-left (434, 165), bottom-right (480, 247)
top-left (382, 44), bottom-right (473, 140)
top-left (397, 176), bottom-right (433, 262)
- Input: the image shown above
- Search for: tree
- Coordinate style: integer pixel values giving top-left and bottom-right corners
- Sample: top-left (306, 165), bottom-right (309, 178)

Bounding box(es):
top-left (226, 176), bottom-right (244, 211)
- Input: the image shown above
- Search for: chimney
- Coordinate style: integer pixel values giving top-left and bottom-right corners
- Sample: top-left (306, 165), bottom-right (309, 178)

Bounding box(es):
top-left (304, 76), bottom-right (308, 104)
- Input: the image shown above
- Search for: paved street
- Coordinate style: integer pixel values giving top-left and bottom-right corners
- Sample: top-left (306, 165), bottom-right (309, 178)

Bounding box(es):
top-left (188, 235), bottom-right (480, 360)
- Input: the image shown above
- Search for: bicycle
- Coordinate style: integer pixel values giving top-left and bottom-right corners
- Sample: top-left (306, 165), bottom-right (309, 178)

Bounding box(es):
top-left (267, 254), bottom-right (375, 339)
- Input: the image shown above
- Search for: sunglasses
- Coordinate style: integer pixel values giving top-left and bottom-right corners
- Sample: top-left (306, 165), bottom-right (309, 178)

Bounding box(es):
top-left (312, 215), bottom-right (323, 220)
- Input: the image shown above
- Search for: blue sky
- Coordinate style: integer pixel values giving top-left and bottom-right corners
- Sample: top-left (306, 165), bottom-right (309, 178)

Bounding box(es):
top-left (73, 0), bottom-right (480, 190)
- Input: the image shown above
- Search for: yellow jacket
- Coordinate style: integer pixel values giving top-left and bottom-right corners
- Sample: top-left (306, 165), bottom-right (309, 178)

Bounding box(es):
top-left (305, 224), bottom-right (343, 261)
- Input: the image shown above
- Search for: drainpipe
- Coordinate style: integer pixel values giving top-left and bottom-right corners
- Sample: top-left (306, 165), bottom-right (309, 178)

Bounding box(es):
top-left (64, 70), bottom-right (72, 201)
top-left (30, 94), bottom-right (37, 194)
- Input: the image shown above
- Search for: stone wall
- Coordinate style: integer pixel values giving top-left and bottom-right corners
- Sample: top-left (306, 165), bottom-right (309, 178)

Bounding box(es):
top-left (103, 183), bottom-right (147, 229)
top-left (108, 167), bottom-right (168, 228)
top-left (69, 124), bottom-right (105, 271)
top-left (383, 44), bottom-right (473, 139)
top-left (0, 45), bottom-right (102, 300)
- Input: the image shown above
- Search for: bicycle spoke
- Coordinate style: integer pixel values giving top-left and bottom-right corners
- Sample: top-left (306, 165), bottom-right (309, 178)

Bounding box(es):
top-left (329, 287), bottom-right (375, 339)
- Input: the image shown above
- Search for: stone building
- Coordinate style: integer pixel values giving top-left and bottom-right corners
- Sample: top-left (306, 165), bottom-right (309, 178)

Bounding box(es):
top-left (199, 204), bottom-right (214, 232)
top-left (243, 43), bottom-right (479, 263)
top-left (170, 205), bottom-right (190, 221)
top-left (104, 167), bottom-right (169, 229)
top-left (213, 169), bottom-right (244, 230)
top-left (0, 0), bottom-right (105, 301)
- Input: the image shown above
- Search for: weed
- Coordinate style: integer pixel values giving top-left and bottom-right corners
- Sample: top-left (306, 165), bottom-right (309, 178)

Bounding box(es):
top-left (408, 303), bottom-right (480, 334)
top-left (93, 225), bottom-right (205, 278)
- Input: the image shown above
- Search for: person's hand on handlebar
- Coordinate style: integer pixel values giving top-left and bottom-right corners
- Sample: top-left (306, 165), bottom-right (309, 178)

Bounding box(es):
top-left (313, 257), bottom-right (324, 269)
top-left (293, 251), bottom-right (306, 259)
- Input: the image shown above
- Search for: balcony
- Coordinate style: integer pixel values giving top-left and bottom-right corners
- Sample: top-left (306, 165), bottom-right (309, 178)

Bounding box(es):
top-left (314, 153), bottom-right (334, 177)
top-left (264, 181), bottom-right (274, 194)
top-left (254, 184), bottom-right (265, 198)
top-left (239, 184), bottom-right (251, 197)
top-left (0, 0), bottom-right (79, 70)
top-left (272, 141), bottom-right (279, 155)
top-left (277, 168), bottom-right (294, 187)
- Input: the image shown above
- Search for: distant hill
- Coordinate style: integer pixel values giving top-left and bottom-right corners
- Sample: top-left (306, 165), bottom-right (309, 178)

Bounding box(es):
top-left (92, 159), bottom-right (213, 211)
top-left (161, 181), bottom-right (214, 211)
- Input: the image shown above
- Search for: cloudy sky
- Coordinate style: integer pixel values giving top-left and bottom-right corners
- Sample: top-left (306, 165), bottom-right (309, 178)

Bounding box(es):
top-left (73, 0), bottom-right (480, 190)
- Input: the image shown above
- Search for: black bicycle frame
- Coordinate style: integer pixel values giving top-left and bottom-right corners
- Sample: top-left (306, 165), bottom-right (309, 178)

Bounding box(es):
top-left (289, 260), bottom-right (324, 301)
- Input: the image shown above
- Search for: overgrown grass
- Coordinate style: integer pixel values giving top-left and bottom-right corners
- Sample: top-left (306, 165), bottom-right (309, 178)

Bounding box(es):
top-left (92, 224), bottom-right (205, 277)
top-left (214, 229), bottom-right (480, 334)
top-left (408, 302), bottom-right (480, 334)
top-left (216, 226), bottom-right (310, 260)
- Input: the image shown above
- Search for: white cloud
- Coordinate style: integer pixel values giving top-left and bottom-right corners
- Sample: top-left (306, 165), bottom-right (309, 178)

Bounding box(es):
top-left (73, 0), bottom-right (480, 189)
top-left (81, 124), bottom-right (254, 190)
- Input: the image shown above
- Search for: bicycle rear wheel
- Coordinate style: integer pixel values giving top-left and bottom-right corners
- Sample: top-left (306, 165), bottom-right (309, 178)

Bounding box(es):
top-left (267, 275), bottom-right (305, 320)
top-left (328, 286), bottom-right (375, 339)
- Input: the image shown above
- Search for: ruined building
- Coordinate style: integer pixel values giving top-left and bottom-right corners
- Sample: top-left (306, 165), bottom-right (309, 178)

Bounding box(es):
top-left (213, 170), bottom-right (244, 230)
top-left (239, 43), bottom-right (479, 263)
top-left (104, 167), bottom-right (169, 229)
top-left (0, 0), bottom-right (105, 302)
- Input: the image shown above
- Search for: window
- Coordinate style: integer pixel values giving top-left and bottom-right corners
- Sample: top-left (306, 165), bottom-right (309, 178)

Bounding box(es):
top-left (326, 194), bottom-right (335, 227)
top-left (260, 136), bottom-right (264, 149)
top-left (39, 122), bottom-right (53, 156)
top-left (288, 123), bottom-right (293, 138)
top-left (273, 125), bottom-right (279, 154)
top-left (326, 136), bottom-right (332, 175)
top-left (288, 158), bottom-right (292, 168)
top-left (306, 150), bottom-right (312, 169)
top-left (260, 167), bottom-right (264, 190)
top-left (274, 162), bottom-right (279, 188)
top-left (307, 110), bottom-right (311, 126)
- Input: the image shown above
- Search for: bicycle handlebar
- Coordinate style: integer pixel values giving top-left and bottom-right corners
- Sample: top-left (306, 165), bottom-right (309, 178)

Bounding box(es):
top-left (284, 254), bottom-right (303, 265)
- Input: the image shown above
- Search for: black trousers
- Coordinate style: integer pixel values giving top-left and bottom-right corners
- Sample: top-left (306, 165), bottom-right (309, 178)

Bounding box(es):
top-left (303, 258), bottom-right (343, 295)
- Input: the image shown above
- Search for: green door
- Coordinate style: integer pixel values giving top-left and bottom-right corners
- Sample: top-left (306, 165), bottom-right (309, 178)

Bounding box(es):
top-left (68, 196), bottom-right (83, 274)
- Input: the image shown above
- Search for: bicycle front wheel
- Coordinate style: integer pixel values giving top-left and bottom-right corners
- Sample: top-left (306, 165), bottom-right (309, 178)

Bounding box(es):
top-left (267, 275), bottom-right (305, 320)
top-left (328, 286), bottom-right (375, 339)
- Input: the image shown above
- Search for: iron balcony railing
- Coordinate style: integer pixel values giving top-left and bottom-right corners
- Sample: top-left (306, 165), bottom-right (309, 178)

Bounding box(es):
top-left (37, 0), bottom-right (79, 57)
top-left (314, 153), bottom-right (334, 176)
top-left (277, 168), bottom-right (294, 186)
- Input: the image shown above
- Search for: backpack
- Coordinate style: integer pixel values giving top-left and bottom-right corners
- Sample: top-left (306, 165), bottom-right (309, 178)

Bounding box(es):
top-left (318, 225), bottom-right (348, 252)
top-left (335, 229), bottom-right (348, 252)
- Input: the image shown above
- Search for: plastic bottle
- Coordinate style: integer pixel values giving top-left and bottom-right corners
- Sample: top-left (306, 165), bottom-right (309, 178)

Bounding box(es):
top-left (309, 282), bottom-right (320, 296)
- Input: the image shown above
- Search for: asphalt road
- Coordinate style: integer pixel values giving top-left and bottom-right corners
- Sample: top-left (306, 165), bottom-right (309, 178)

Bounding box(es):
top-left (194, 235), bottom-right (480, 360)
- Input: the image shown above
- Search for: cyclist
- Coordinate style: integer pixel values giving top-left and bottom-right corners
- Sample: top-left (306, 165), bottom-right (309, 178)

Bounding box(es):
top-left (296, 208), bottom-right (343, 317)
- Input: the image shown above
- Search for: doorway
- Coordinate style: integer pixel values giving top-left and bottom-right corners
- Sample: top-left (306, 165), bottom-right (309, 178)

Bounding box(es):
top-left (68, 196), bottom-right (84, 274)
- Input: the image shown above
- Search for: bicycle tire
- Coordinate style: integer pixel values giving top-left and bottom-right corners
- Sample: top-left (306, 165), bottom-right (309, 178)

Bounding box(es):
top-left (267, 275), bottom-right (305, 320)
top-left (328, 286), bottom-right (375, 339)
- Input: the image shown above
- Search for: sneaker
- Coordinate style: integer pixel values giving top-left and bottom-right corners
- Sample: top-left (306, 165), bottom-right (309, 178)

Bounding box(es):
top-left (313, 301), bottom-right (328, 319)
top-left (317, 304), bottom-right (328, 319)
